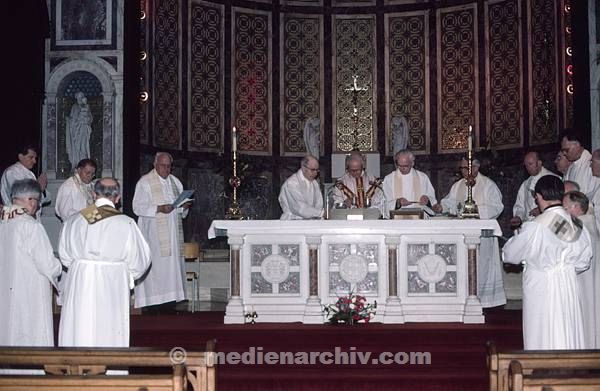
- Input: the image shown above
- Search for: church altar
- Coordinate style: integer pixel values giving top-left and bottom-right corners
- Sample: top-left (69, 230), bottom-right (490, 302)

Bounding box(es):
top-left (208, 219), bottom-right (502, 324)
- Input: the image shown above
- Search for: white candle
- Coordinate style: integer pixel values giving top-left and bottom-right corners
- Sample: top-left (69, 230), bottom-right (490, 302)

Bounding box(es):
top-left (232, 126), bottom-right (237, 152)
top-left (467, 125), bottom-right (473, 152)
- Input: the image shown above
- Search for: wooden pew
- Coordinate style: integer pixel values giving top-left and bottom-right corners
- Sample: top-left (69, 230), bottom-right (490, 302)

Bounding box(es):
top-left (487, 341), bottom-right (600, 391)
top-left (509, 360), bottom-right (600, 391)
top-left (0, 341), bottom-right (216, 391)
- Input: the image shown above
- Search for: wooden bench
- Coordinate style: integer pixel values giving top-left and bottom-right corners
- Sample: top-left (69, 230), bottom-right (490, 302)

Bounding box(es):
top-left (0, 341), bottom-right (216, 391)
top-left (487, 341), bottom-right (600, 391)
top-left (509, 360), bottom-right (600, 391)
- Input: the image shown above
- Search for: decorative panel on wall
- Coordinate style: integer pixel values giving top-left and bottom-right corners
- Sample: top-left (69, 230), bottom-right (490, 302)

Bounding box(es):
top-left (485, 0), bottom-right (523, 149)
top-left (385, 11), bottom-right (430, 155)
top-left (280, 13), bottom-right (324, 157)
top-left (528, 0), bottom-right (558, 145)
top-left (281, 0), bottom-right (322, 5)
top-left (153, 0), bottom-right (181, 149)
top-left (140, 0), bottom-right (149, 145)
top-left (333, 0), bottom-right (375, 6)
top-left (333, 15), bottom-right (377, 152)
top-left (232, 8), bottom-right (272, 155)
top-left (188, 0), bottom-right (224, 153)
top-left (560, 0), bottom-right (574, 129)
top-left (437, 4), bottom-right (479, 153)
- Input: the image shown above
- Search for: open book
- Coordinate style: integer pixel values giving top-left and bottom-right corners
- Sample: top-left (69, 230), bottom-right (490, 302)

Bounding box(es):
top-left (172, 189), bottom-right (195, 208)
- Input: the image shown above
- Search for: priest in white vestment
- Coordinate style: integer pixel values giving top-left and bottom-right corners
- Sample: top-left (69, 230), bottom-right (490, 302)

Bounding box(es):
top-left (563, 190), bottom-right (600, 348)
top-left (591, 150), bottom-right (600, 236)
top-left (0, 179), bottom-right (61, 347)
top-left (433, 158), bottom-right (506, 308)
top-left (511, 151), bottom-right (559, 228)
top-left (333, 153), bottom-right (383, 212)
top-left (279, 155), bottom-right (324, 220)
top-left (133, 152), bottom-right (190, 307)
top-left (55, 158), bottom-right (96, 221)
top-left (561, 133), bottom-right (600, 199)
top-left (0, 145), bottom-right (50, 209)
top-left (59, 178), bottom-right (150, 347)
top-left (382, 149), bottom-right (437, 218)
top-left (503, 175), bottom-right (592, 350)
top-left (554, 150), bottom-right (571, 178)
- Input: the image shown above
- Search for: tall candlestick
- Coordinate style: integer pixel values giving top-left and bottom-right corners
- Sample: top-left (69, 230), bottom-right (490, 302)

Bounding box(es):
top-left (232, 126), bottom-right (237, 152)
top-left (467, 125), bottom-right (473, 152)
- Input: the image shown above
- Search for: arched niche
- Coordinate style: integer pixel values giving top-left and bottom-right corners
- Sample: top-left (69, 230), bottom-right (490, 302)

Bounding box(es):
top-left (44, 57), bottom-right (118, 179)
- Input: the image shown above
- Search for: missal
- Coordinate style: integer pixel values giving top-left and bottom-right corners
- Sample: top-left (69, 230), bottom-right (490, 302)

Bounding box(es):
top-left (172, 189), bottom-right (195, 208)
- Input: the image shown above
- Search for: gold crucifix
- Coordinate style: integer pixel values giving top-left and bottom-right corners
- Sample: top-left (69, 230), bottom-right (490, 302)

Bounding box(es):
top-left (344, 75), bottom-right (369, 150)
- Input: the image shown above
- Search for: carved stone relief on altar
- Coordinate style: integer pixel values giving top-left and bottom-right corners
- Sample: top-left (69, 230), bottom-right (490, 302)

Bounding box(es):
top-left (406, 242), bottom-right (458, 295)
top-left (328, 243), bottom-right (378, 295)
top-left (251, 244), bottom-right (300, 295)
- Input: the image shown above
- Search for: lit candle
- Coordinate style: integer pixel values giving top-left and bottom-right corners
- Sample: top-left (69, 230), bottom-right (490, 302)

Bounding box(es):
top-left (467, 125), bottom-right (473, 152)
top-left (232, 126), bottom-right (237, 152)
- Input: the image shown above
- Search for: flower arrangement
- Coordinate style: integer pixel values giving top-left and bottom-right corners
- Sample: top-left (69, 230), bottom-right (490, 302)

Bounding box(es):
top-left (323, 292), bottom-right (377, 325)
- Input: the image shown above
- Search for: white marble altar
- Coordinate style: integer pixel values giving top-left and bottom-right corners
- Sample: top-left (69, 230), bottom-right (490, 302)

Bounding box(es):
top-left (208, 219), bottom-right (502, 324)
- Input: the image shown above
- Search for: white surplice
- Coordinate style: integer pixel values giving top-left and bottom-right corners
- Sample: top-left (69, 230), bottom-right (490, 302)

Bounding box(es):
top-left (503, 205), bottom-right (592, 350)
top-left (564, 149), bottom-right (600, 199)
top-left (58, 199), bottom-right (150, 347)
top-left (382, 168), bottom-right (437, 217)
top-left (578, 214), bottom-right (600, 348)
top-left (279, 169), bottom-right (323, 220)
top-left (332, 171), bottom-right (384, 212)
top-left (0, 162), bottom-right (51, 208)
top-left (55, 174), bottom-right (94, 220)
top-left (513, 168), bottom-right (558, 222)
top-left (440, 172), bottom-right (506, 308)
top-left (133, 172), bottom-right (188, 307)
top-left (0, 210), bottom-right (61, 346)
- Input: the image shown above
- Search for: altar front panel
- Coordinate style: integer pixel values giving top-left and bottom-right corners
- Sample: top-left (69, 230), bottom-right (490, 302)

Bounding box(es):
top-left (208, 220), bottom-right (500, 324)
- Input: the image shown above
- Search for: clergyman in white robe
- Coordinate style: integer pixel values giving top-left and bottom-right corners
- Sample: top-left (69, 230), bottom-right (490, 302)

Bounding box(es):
top-left (1, 162), bottom-right (51, 209)
top-left (59, 191), bottom-right (151, 347)
top-left (513, 167), bottom-right (558, 223)
top-left (55, 173), bottom-right (94, 221)
top-left (133, 169), bottom-right (189, 307)
top-left (503, 205), bottom-right (592, 350)
top-left (564, 149), bottom-right (600, 200)
top-left (382, 168), bottom-right (437, 217)
top-left (0, 205), bottom-right (61, 346)
top-left (333, 171), bottom-right (384, 212)
top-left (279, 169), bottom-right (324, 220)
top-left (439, 171), bottom-right (506, 308)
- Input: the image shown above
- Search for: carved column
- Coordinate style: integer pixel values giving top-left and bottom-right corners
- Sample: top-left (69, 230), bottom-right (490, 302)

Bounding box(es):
top-left (224, 235), bottom-right (245, 324)
top-left (383, 236), bottom-right (404, 323)
top-left (463, 235), bottom-right (484, 323)
top-left (303, 236), bottom-right (323, 324)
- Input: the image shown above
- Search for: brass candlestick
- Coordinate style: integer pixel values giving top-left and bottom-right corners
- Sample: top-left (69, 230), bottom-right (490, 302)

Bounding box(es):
top-left (225, 149), bottom-right (244, 219)
top-left (461, 126), bottom-right (479, 219)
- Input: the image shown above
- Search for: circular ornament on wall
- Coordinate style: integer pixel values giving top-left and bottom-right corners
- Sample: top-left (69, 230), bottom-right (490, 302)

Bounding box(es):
top-left (261, 254), bottom-right (291, 284)
top-left (416, 254), bottom-right (447, 284)
top-left (339, 254), bottom-right (368, 283)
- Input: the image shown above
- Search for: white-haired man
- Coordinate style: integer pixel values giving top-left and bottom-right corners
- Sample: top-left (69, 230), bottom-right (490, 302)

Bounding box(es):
top-left (279, 155), bottom-right (324, 220)
top-left (433, 157), bottom-right (506, 308)
top-left (0, 179), bottom-right (61, 347)
top-left (381, 149), bottom-right (437, 217)
top-left (332, 152), bottom-right (383, 211)
top-left (133, 152), bottom-right (191, 309)
top-left (561, 131), bottom-right (600, 199)
top-left (59, 177), bottom-right (150, 347)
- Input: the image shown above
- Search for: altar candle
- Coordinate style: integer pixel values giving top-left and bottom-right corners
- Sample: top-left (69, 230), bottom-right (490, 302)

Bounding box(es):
top-left (467, 125), bottom-right (473, 152)
top-left (232, 126), bottom-right (237, 152)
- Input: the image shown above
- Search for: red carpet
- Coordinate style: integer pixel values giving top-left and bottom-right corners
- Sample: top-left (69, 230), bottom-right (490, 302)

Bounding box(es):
top-left (129, 307), bottom-right (523, 391)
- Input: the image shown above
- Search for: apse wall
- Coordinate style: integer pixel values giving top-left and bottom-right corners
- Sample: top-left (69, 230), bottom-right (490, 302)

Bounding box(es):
top-left (139, 0), bottom-right (575, 246)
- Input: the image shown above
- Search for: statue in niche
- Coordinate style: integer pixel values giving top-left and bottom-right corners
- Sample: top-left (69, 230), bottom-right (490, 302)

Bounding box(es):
top-left (66, 91), bottom-right (93, 168)
top-left (391, 115), bottom-right (409, 155)
top-left (303, 118), bottom-right (320, 157)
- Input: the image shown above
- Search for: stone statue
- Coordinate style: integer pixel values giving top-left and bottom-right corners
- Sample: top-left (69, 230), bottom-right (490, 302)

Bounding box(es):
top-left (391, 115), bottom-right (409, 155)
top-left (303, 117), bottom-right (320, 157)
top-left (66, 91), bottom-right (93, 168)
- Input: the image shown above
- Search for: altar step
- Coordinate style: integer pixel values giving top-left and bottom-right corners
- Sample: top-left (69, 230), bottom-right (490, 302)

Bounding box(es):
top-left (128, 306), bottom-right (523, 391)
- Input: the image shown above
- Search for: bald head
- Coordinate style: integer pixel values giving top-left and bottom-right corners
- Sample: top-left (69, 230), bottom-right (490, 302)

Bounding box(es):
top-left (94, 177), bottom-right (121, 204)
top-left (524, 151), bottom-right (542, 176)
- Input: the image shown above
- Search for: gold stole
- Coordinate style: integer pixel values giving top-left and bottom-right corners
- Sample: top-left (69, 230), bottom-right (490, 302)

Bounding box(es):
top-left (393, 170), bottom-right (421, 204)
top-left (80, 204), bottom-right (121, 224)
top-left (148, 170), bottom-right (184, 257)
top-left (534, 206), bottom-right (583, 242)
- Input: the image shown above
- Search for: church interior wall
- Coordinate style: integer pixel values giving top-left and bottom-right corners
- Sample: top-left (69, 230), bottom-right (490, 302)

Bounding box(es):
top-left (136, 0), bottom-right (586, 249)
